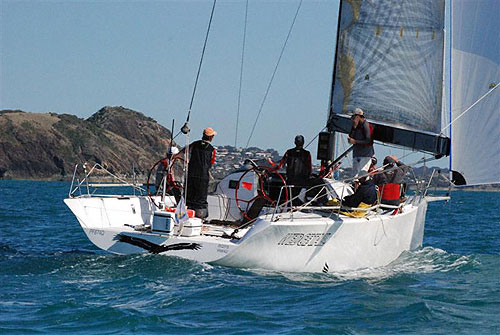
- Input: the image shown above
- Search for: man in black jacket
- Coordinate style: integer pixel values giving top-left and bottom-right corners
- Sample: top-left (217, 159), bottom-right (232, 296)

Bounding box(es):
top-left (186, 127), bottom-right (217, 218)
top-left (342, 175), bottom-right (377, 208)
top-left (277, 135), bottom-right (312, 204)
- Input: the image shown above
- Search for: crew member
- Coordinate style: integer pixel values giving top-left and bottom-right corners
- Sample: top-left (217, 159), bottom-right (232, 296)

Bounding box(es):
top-left (368, 156), bottom-right (377, 174)
top-left (342, 174), bottom-right (377, 208)
top-left (277, 135), bottom-right (312, 204)
top-left (185, 127), bottom-right (217, 218)
top-left (348, 108), bottom-right (374, 177)
top-left (155, 146), bottom-right (180, 195)
top-left (373, 155), bottom-right (409, 206)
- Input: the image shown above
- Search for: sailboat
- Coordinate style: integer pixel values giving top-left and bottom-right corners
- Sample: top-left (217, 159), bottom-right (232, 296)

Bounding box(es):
top-left (64, 0), bottom-right (499, 273)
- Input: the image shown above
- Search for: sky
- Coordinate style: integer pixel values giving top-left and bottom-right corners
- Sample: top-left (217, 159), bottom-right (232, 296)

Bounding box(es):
top-left (1, 0), bottom-right (450, 168)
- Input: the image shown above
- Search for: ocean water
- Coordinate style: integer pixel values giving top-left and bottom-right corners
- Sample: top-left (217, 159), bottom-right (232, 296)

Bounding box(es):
top-left (0, 180), bottom-right (499, 334)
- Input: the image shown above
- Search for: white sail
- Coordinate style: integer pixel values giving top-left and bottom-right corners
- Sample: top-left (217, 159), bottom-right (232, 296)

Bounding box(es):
top-left (331, 0), bottom-right (445, 134)
top-left (451, 0), bottom-right (500, 186)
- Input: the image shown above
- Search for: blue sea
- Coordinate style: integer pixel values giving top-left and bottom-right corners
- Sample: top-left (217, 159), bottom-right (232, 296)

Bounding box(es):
top-left (1, 180), bottom-right (499, 334)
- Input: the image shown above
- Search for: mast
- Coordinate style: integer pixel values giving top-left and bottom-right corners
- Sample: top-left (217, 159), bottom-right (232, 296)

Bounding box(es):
top-left (327, 0), bottom-right (344, 126)
top-left (317, 1), bottom-right (343, 164)
top-left (448, 0), bottom-right (453, 175)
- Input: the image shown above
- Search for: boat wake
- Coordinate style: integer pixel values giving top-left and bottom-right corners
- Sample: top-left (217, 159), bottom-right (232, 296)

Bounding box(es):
top-left (327, 246), bottom-right (478, 282)
top-left (248, 246), bottom-right (479, 283)
top-left (0, 240), bottom-right (480, 284)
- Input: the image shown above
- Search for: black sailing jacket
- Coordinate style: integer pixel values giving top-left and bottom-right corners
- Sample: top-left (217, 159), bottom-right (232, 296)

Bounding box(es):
top-left (282, 147), bottom-right (312, 185)
top-left (188, 140), bottom-right (215, 180)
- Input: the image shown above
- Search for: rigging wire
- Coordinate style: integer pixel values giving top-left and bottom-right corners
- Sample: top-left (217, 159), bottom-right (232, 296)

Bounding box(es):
top-left (338, 133), bottom-right (351, 166)
top-left (304, 126), bottom-right (327, 149)
top-left (245, 0), bottom-right (303, 148)
top-left (337, 154), bottom-right (442, 185)
top-left (186, 0), bottom-right (217, 124)
top-left (333, 135), bottom-right (424, 171)
top-left (235, 0), bottom-right (249, 148)
top-left (329, 84), bottom-right (498, 172)
top-left (375, 141), bottom-right (424, 164)
top-left (440, 83), bottom-right (499, 134)
top-left (182, 0), bottom-right (217, 204)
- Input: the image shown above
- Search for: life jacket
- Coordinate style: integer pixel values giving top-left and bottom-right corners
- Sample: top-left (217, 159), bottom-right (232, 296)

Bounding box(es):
top-left (360, 122), bottom-right (375, 147)
top-left (380, 183), bottom-right (401, 201)
top-left (349, 121), bottom-right (374, 147)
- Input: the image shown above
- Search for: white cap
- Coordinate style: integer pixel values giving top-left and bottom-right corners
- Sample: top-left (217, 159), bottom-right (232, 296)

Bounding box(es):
top-left (168, 147), bottom-right (179, 155)
top-left (353, 107), bottom-right (364, 116)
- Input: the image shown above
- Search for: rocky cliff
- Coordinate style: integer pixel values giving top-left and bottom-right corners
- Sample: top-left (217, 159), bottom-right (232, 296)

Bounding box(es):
top-left (0, 107), bottom-right (173, 180)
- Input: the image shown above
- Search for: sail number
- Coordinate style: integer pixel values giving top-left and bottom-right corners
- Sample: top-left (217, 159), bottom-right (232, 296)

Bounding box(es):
top-left (278, 233), bottom-right (331, 247)
top-left (88, 229), bottom-right (105, 236)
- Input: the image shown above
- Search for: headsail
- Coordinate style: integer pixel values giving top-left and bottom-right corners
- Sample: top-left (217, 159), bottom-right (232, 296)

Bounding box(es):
top-left (450, 0), bottom-right (500, 186)
top-left (327, 0), bottom-right (449, 156)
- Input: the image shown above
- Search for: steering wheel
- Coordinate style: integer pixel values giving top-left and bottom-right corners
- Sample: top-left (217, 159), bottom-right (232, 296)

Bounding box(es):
top-left (146, 154), bottom-right (184, 209)
top-left (234, 164), bottom-right (288, 221)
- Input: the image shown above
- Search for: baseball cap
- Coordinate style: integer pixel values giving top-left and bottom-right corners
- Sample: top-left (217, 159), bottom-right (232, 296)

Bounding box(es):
top-left (353, 107), bottom-right (364, 116)
top-left (203, 127), bottom-right (217, 136)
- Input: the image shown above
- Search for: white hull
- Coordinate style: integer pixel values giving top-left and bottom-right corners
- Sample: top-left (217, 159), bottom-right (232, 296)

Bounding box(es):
top-left (64, 194), bottom-right (430, 273)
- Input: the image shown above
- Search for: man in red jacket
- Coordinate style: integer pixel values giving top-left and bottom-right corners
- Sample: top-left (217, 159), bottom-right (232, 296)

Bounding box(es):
top-left (373, 155), bottom-right (409, 206)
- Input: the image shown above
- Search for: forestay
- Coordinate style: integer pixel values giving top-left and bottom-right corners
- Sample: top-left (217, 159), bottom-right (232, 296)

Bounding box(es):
top-left (451, 0), bottom-right (500, 186)
top-left (330, 0), bottom-right (445, 134)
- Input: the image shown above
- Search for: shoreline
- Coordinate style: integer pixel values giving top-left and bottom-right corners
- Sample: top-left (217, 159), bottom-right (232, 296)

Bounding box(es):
top-left (2, 178), bottom-right (499, 192)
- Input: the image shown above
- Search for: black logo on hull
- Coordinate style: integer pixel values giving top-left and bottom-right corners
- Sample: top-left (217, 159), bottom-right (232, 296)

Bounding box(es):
top-left (114, 234), bottom-right (202, 254)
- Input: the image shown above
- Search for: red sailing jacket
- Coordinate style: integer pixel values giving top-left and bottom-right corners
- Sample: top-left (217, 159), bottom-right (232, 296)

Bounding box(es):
top-left (380, 183), bottom-right (401, 201)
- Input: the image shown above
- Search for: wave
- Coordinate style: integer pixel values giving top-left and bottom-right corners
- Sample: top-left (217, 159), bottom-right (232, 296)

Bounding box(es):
top-left (245, 247), bottom-right (480, 284)
top-left (0, 242), bottom-right (482, 286)
top-left (0, 243), bottom-right (19, 254)
top-left (0, 245), bottom-right (98, 262)
top-left (326, 247), bottom-right (479, 282)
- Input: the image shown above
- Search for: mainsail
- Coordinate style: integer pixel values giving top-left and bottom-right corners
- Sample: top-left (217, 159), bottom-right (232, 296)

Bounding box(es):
top-left (327, 0), bottom-right (449, 156)
top-left (450, 0), bottom-right (500, 186)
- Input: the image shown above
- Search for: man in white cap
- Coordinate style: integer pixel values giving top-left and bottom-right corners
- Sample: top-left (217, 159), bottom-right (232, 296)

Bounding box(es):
top-left (348, 107), bottom-right (374, 177)
top-left (155, 146), bottom-right (180, 195)
top-left (185, 127), bottom-right (217, 218)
